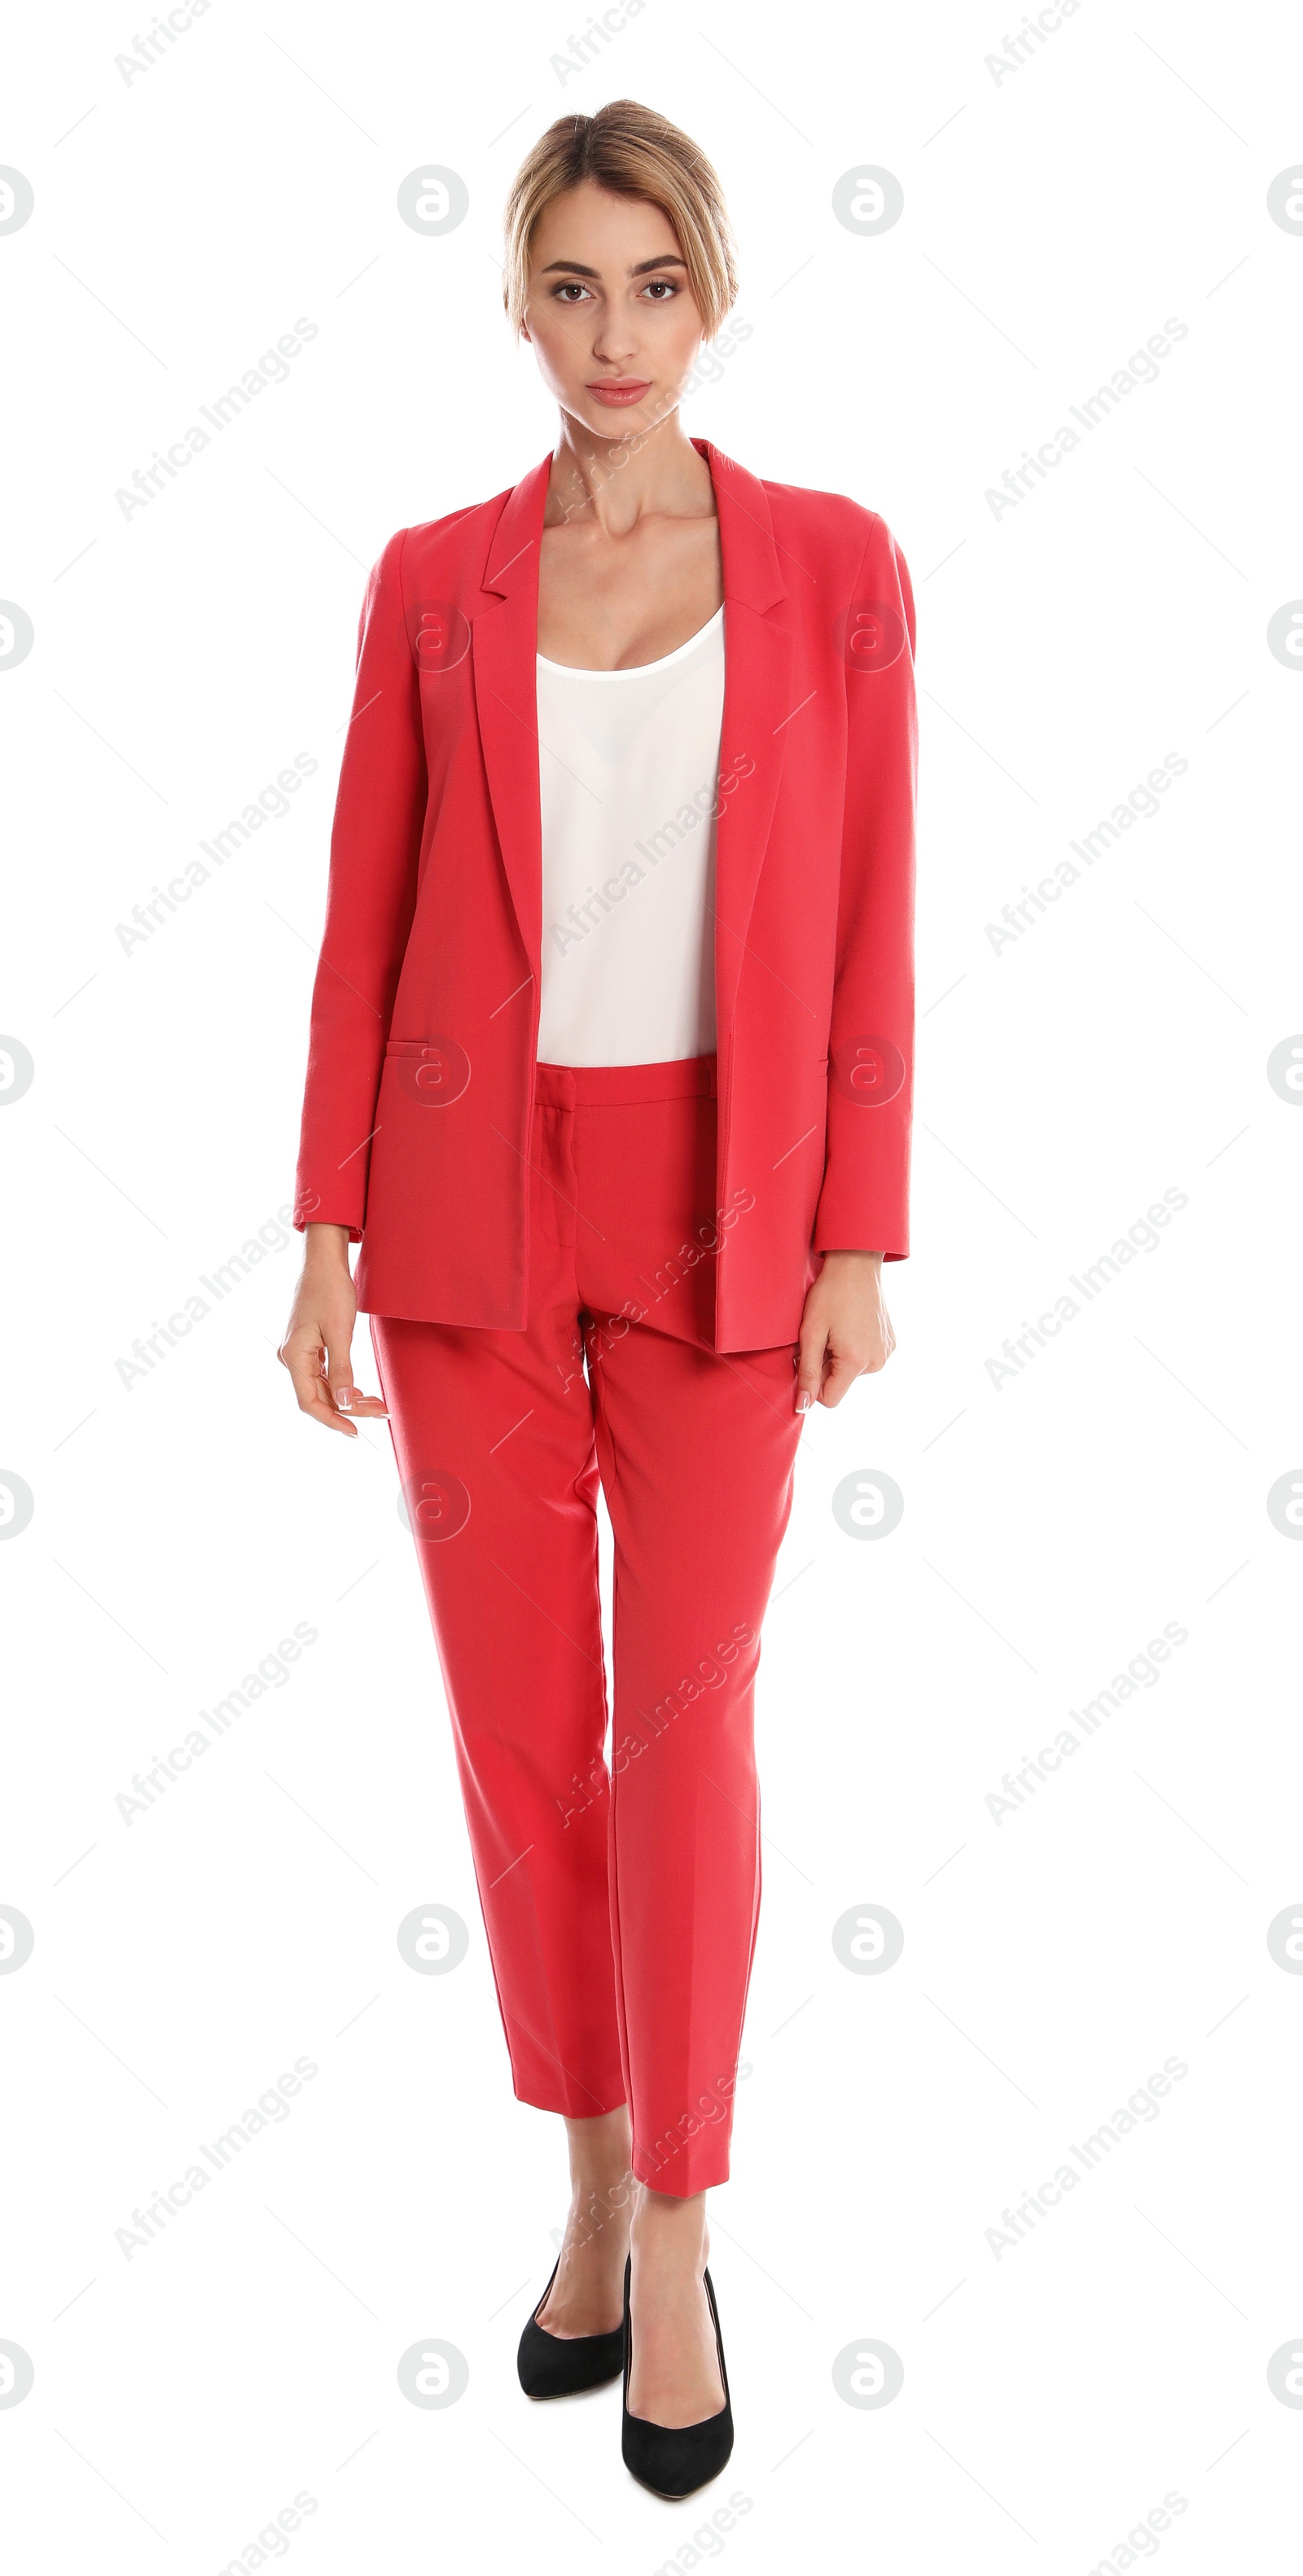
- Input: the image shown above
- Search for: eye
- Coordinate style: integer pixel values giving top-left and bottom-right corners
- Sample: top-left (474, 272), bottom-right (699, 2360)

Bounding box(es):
top-left (640, 277), bottom-right (680, 301)
top-left (550, 279), bottom-right (593, 304)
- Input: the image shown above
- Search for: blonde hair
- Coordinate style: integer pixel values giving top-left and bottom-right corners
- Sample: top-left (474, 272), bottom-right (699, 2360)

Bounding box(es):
top-left (502, 100), bottom-right (739, 343)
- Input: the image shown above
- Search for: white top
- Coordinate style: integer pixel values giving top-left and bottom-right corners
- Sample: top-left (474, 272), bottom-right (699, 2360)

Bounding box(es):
top-left (534, 607), bottom-right (725, 1066)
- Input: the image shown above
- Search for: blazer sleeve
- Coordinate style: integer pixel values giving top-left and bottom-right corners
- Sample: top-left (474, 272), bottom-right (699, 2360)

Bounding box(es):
top-left (812, 513), bottom-right (917, 1260)
top-left (293, 529), bottom-right (425, 1238)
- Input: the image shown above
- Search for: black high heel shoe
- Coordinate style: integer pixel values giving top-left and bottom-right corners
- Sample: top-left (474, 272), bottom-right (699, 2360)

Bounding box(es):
top-left (516, 2255), bottom-right (626, 2399)
top-left (621, 2254), bottom-right (735, 2498)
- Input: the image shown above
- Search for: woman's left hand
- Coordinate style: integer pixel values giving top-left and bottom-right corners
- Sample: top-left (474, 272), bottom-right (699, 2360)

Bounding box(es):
top-left (794, 1250), bottom-right (896, 1412)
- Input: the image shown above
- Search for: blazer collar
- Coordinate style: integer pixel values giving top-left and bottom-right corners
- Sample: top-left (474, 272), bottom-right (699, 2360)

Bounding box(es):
top-left (479, 438), bottom-right (786, 614)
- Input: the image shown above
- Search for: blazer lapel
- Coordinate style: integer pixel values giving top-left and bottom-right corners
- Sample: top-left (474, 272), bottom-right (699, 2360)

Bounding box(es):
top-left (693, 440), bottom-right (792, 1049)
top-left (472, 453), bottom-right (552, 988)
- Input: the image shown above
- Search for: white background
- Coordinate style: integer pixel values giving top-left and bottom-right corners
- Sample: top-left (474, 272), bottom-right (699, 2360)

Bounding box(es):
top-left (2, 1), bottom-right (1302, 2569)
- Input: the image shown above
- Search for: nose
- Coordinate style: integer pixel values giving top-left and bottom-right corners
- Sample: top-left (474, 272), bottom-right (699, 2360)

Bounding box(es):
top-left (589, 306), bottom-right (643, 370)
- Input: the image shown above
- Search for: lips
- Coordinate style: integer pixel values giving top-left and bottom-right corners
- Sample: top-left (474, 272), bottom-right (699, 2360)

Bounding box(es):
top-left (586, 379), bottom-right (651, 405)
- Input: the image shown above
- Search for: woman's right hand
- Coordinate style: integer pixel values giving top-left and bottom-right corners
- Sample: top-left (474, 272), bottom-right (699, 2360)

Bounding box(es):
top-left (278, 1224), bottom-right (389, 1438)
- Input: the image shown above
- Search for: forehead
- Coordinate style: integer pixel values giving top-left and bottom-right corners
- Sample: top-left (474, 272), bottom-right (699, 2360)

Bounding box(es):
top-left (530, 182), bottom-right (683, 267)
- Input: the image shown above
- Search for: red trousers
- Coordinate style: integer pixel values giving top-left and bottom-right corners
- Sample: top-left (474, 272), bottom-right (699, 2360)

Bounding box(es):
top-left (371, 1058), bottom-right (805, 2193)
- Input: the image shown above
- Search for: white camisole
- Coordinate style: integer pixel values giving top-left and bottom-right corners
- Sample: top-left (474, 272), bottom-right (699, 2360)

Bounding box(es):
top-left (534, 607), bottom-right (725, 1066)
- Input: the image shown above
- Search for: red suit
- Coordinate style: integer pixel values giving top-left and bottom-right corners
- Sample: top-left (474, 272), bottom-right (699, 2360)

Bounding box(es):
top-left (295, 445), bottom-right (916, 2187)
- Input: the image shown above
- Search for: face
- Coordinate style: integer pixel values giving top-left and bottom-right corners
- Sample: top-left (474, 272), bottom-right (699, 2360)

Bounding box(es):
top-left (523, 181), bottom-right (705, 440)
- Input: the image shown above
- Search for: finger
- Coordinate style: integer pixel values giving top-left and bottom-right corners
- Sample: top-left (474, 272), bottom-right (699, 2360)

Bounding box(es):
top-left (280, 1334), bottom-right (358, 1437)
top-left (818, 1350), bottom-right (865, 1409)
top-left (324, 1323), bottom-right (358, 1415)
top-left (796, 1327), bottom-right (827, 1413)
top-left (857, 1329), bottom-right (894, 1373)
top-left (277, 1333), bottom-right (325, 1411)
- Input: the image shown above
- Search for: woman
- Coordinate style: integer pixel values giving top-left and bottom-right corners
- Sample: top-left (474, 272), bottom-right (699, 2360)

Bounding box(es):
top-left (280, 99), bottom-right (916, 2500)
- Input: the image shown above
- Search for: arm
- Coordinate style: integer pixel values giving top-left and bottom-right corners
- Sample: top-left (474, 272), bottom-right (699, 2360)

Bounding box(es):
top-left (796, 516), bottom-right (917, 1412)
top-left (293, 527), bottom-right (425, 1235)
top-left (281, 529), bottom-right (424, 1433)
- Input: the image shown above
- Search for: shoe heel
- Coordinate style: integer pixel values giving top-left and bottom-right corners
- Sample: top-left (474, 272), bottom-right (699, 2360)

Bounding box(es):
top-left (517, 2255), bottom-right (626, 2399)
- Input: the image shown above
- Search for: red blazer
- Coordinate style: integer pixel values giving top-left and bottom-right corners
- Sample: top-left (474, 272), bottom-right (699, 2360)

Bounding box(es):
top-left (294, 439), bottom-right (917, 1352)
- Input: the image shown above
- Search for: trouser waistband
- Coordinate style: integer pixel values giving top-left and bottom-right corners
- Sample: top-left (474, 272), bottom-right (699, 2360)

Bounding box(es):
top-left (534, 1054), bottom-right (717, 1109)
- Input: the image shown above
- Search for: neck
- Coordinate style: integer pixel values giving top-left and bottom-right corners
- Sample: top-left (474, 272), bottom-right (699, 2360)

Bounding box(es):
top-left (546, 406), bottom-right (713, 537)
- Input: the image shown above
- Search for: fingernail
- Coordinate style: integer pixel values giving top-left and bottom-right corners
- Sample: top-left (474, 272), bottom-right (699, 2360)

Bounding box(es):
top-left (336, 1387), bottom-right (353, 1411)
top-left (796, 1391), bottom-right (811, 1413)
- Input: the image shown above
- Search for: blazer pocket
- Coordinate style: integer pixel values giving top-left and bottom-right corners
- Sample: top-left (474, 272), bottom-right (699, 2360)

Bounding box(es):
top-left (383, 1035), bottom-right (472, 1105)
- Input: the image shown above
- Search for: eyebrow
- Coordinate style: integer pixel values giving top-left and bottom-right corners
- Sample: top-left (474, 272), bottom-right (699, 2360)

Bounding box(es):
top-left (537, 255), bottom-right (688, 278)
